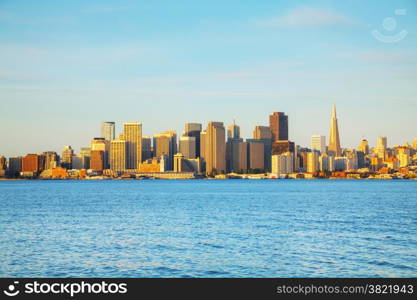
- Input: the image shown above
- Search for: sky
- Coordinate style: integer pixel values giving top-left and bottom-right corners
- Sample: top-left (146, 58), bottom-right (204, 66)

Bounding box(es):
top-left (1, 0), bottom-right (417, 157)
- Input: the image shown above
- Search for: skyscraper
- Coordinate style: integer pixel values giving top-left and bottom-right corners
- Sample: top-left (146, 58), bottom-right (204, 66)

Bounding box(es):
top-left (310, 135), bottom-right (326, 153)
top-left (376, 136), bottom-right (387, 159)
top-left (110, 139), bottom-right (126, 172)
top-left (61, 145), bottom-right (74, 169)
top-left (153, 131), bottom-right (177, 170)
top-left (227, 120), bottom-right (240, 139)
top-left (269, 112), bottom-right (288, 141)
top-left (141, 136), bottom-right (152, 161)
top-left (205, 122), bottom-right (226, 175)
top-left (328, 105), bottom-right (341, 156)
top-left (123, 122), bottom-right (142, 170)
top-left (307, 151), bottom-right (319, 173)
top-left (91, 138), bottom-right (109, 169)
top-left (226, 138), bottom-right (247, 173)
top-left (253, 125), bottom-right (272, 171)
top-left (90, 150), bottom-right (104, 172)
top-left (179, 136), bottom-right (196, 159)
top-left (183, 123), bottom-right (202, 158)
top-left (246, 139), bottom-right (265, 170)
top-left (357, 139), bottom-right (369, 155)
top-left (101, 122), bottom-right (115, 141)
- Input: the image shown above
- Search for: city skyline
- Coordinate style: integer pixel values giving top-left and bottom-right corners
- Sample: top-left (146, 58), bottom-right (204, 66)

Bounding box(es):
top-left (0, 104), bottom-right (415, 158)
top-left (1, 0), bottom-right (417, 156)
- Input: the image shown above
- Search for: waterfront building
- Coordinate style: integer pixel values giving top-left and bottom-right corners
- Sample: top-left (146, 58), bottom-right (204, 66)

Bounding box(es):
top-left (91, 138), bottom-right (109, 169)
top-left (227, 120), bottom-right (240, 139)
top-left (307, 151), bottom-right (319, 173)
top-left (246, 139), bottom-right (265, 170)
top-left (269, 112), bottom-right (288, 141)
top-left (179, 136), bottom-right (196, 159)
top-left (205, 122), bottom-right (226, 175)
top-left (22, 154), bottom-right (39, 173)
top-left (61, 145), bottom-right (74, 169)
top-left (141, 136), bottom-right (152, 161)
top-left (80, 147), bottom-right (91, 169)
top-left (71, 155), bottom-right (84, 169)
top-left (253, 126), bottom-right (272, 171)
top-left (173, 153), bottom-right (201, 173)
top-left (139, 156), bottom-right (167, 173)
top-left (101, 122), bottom-right (115, 141)
top-left (328, 105), bottom-right (341, 156)
top-left (183, 123), bottom-right (202, 158)
top-left (397, 153), bottom-right (410, 168)
top-left (42, 151), bottom-right (59, 170)
top-left (311, 135), bottom-right (326, 154)
top-left (375, 136), bottom-right (387, 159)
top-left (370, 156), bottom-right (383, 171)
top-left (8, 156), bottom-right (22, 176)
top-left (334, 157), bottom-right (348, 171)
top-left (90, 150), bottom-right (104, 172)
top-left (319, 153), bottom-right (334, 172)
top-left (110, 139), bottom-right (127, 172)
top-left (271, 153), bottom-right (293, 175)
top-left (357, 139), bottom-right (370, 155)
top-left (226, 138), bottom-right (247, 173)
top-left (123, 122), bottom-right (142, 169)
top-left (153, 131), bottom-right (177, 170)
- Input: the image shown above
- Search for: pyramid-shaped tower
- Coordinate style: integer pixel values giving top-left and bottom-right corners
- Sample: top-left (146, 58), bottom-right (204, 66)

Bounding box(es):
top-left (328, 104), bottom-right (341, 156)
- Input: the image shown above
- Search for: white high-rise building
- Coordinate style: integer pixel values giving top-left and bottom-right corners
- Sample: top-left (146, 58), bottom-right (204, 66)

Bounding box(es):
top-left (179, 136), bottom-right (196, 159)
top-left (376, 136), bottom-right (387, 159)
top-left (101, 122), bottom-right (115, 141)
top-left (271, 153), bottom-right (293, 175)
top-left (311, 135), bottom-right (326, 153)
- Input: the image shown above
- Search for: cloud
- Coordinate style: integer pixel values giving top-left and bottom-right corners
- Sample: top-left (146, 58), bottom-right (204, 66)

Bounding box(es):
top-left (255, 6), bottom-right (354, 28)
top-left (81, 5), bottom-right (134, 14)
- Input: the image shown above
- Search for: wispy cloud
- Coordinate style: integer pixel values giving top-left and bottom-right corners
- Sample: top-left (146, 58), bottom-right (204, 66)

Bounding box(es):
top-left (255, 6), bottom-right (354, 28)
top-left (81, 5), bottom-right (134, 14)
top-left (0, 11), bottom-right (75, 25)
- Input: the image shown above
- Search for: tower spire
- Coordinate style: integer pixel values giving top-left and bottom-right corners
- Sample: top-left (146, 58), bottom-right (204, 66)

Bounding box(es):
top-left (328, 105), bottom-right (341, 156)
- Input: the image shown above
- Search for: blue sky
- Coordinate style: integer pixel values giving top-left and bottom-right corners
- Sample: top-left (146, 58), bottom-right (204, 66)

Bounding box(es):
top-left (1, 0), bottom-right (417, 156)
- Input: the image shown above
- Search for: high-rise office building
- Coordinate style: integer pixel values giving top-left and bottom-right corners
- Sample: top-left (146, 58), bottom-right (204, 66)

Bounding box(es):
top-left (307, 151), bottom-right (319, 173)
top-left (91, 138), bottom-right (109, 168)
top-left (123, 122), bottom-right (142, 170)
top-left (205, 122), bottom-right (226, 175)
top-left (227, 120), bottom-right (240, 139)
top-left (253, 126), bottom-right (272, 171)
top-left (184, 123), bottom-right (202, 158)
top-left (8, 156), bottom-right (22, 177)
top-left (376, 136), bottom-right (387, 159)
top-left (328, 105), bottom-right (341, 156)
top-left (179, 136), bottom-right (196, 159)
top-left (357, 139), bottom-right (369, 155)
top-left (71, 155), bottom-right (84, 169)
top-left (101, 122), bottom-right (115, 141)
top-left (246, 139), bottom-right (265, 170)
top-left (271, 153), bottom-right (293, 175)
top-left (311, 135), bottom-right (326, 153)
top-left (319, 153), bottom-right (334, 172)
top-left (153, 131), bottom-right (177, 170)
top-left (269, 112), bottom-right (288, 141)
top-left (141, 136), bottom-right (152, 161)
top-left (110, 139), bottom-right (126, 172)
top-left (43, 151), bottom-right (59, 169)
top-left (22, 154), bottom-right (39, 173)
top-left (226, 138), bottom-right (247, 173)
top-left (80, 147), bottom-right (91, 169)
top-left (90, 150), bottom-right (104, 172)
top-left (61, 146), bottom-right (74, 169)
